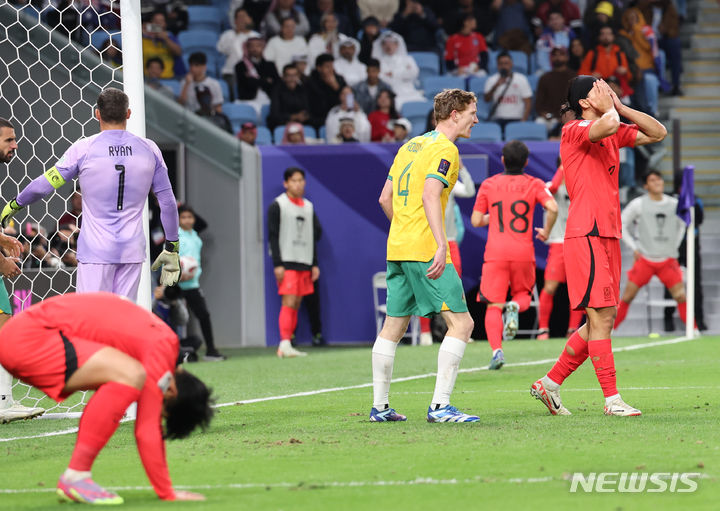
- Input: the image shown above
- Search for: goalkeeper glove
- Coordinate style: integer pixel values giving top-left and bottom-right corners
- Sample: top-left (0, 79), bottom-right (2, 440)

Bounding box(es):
top-left (152, 240), bottom-right (181, 286)
top-left (0, 199), bottom-right (24, 229)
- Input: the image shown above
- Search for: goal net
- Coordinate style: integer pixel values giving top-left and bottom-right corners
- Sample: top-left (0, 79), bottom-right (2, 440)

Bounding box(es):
top-left (0, 0), bottom-right (122, 418)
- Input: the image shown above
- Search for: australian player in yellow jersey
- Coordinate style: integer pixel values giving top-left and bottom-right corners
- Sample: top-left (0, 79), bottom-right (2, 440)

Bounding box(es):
top-left (370, 89), bottom-right (479, 423)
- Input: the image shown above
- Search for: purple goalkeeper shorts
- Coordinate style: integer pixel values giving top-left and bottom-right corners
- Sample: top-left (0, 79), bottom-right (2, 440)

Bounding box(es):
top-left (76, 262), bottom-right (143, 303)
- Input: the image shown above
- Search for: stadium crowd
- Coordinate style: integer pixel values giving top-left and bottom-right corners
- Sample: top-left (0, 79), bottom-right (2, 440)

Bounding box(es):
top-left (130, 1), bottom-right (680, 138)
top-left (125, 0), bottom-right (683, 186)
top-left (11, 0), bottom-right (684, 188)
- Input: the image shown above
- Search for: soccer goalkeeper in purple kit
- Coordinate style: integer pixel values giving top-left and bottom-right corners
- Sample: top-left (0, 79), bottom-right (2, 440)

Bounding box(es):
top-left (0, 88), bottom-right (181, 301)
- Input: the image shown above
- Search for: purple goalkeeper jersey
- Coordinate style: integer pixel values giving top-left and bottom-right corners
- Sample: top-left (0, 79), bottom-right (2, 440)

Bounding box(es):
top-left (18, 130), bottom-right (179, 264)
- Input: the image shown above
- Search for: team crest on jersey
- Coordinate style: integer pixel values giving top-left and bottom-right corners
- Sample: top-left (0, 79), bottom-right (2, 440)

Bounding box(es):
top-left (437, 159), bottom-right (450, 176)
top-left (578, 120), bottom-right (591, 127)
top-left (603, 287), bottom-right (612, 301)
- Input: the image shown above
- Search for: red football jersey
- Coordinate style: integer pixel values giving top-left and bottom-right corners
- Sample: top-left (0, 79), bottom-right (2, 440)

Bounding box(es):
top-left (560, 120), bottom-right (638, 239)
top-left (6, 293), bottom-right (179, 499)
top-left (473, 173), bottom-right (552, 262)
top-left (444, 32), bottom-right (488, 69)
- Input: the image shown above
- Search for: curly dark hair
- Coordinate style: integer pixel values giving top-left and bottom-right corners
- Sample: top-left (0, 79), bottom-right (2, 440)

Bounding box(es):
top-left (164, 370), bottom-right (214, 440)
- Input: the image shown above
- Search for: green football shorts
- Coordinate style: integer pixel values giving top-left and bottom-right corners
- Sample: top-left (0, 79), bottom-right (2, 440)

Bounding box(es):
top-left (0, 278), bottom-right (12, 315)
top-left (385, 260), bottom-right (468, 318)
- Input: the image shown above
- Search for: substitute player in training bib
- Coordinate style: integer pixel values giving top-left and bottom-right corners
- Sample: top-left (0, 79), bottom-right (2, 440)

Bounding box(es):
top-left (371, 88), bottom-right (479, 423)
top-left (0, 293), bottom-right (213, 504)
top-left (471, 140), bottom-right (557, 370)
top-left (0, 88), bottom-right (181, 302)
top-left (531, 77), bottom-right (666, 417)
top-left (613, 170), bottom-right (691, 330)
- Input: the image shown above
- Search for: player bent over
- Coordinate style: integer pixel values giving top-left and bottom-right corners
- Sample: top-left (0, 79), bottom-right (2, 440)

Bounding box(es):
top-left (537, 163), bottom-right (585, 340)
top-left (371, 89), bottom-right (479, 423)
top-left (0, 293), bottom-right (213, 504)
top-left (531, 77), bottom-right (666, 416)
top-left (471, 141), bottom-right (557, 369)
top-left (613, 170), bottom-right (691, 329)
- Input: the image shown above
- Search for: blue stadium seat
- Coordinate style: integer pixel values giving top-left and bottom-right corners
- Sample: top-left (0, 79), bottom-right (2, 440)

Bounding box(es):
top-left (304, 125), bottom-right (317, 140)
top-left (223, 103), bottom-right (258, 132)
top-left (272, 125), bottom-right (285, 143)
top-left (509, 51), bottom-right (529, 75)
top-left (186, 6), bottom-right (222, 32)
top-left (410, 51), bottom-right (440, 81)
top-left (178, 30), bottom-right (219, 56)
top-left (487, 50), bottom-right (529, 75)
top-left (401, 100), bottom-right (433, 137)
top-left (255, 126), bottom-right (272, 145)
top-left (318, 125), bottom-right (327, 142)
top-left (527, 74), bottom-right (539, 93)
top-left (213, 53), bottom-right (226, 76)
top-left (476, 99), bottom-right (491, 121)
top-left (459, 121), bottom-right (502, 143)
top-left (466, 77), bottom-right (493, 120)
top-left (401, 100), bottom-right (433, 118)
top-left (422, 76), bottom-right (465, 99)
top-left (504, 121), bottom-right (547, 141)
top-left (467, 75), bottom-right (487, 96)
top-left (158, 79), bottom-right (181, 97)
top-left (259, 104), bottom-right (270, 126)
top-left (218, 79), bottom-right (230, 101)
top-left (529, 50), bottom-right (539, 75)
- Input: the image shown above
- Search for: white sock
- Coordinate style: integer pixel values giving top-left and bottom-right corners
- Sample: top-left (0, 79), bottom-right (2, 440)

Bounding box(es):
top-left (542, 375), bottom-right (560, 391)
top-left (372, 337), bottom-right (398, 409)
top-left (492, 348), bottom-right (501, 356)
top-left (431, 337), bottom-right (467, 409)
top-left (279, 340), bottom-right (292, 350)
top-left (0, 365), bottom-right (13, 409)
top-left (62, 468), bottom-right (92, 483)
top-left (605, 393), bottom-right (620, 406)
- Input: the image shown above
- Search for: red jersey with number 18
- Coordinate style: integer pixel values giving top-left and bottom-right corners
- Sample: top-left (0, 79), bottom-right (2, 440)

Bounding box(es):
top-left (560, 119), bottom-right (638, 239)
top-left (473, 172), bottom-right (552, 262)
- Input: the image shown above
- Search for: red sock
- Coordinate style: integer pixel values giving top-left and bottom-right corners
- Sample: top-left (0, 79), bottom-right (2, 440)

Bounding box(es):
top-left (677, 301), bottom-right (697, 328)
top-left (279, 305), bottom-right (298, 340)
top-left (419, 316), bottom-right (431, 333)
top-left (546, 330), bottom-right (589, 385)
top-left (485, 306), bottom-right (503, 351)
top-left (513, 292), bottom-right (532, 313)
top-left (69, 382), bottom-right (141, 471)
top-left (614, 300), bottom-right (629, 328)
top-left (588, 339), bottom-right (618, 398)
top-left (568, 309), bottom-right (584, 331)
top-left (538, 290), bottom-right (554, 330)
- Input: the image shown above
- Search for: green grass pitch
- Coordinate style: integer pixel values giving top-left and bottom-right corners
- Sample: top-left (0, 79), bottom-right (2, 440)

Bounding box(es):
top-left (1, 334), bottom-right (718, 510)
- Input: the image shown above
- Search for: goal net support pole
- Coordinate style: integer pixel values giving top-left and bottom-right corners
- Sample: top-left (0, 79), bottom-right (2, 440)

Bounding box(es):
top-left (120, 0), bottom-right (152, 311)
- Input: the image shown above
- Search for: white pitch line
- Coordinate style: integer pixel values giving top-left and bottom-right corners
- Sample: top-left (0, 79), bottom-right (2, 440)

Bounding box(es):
top-left (1, 473), bottom-right (713, 495)
top-left (0, 427), bottom-right (79, 443)
top-left (0, 476), bottom-right (560, 494)
top-left (217, 335), bottom-right (694, 408)
top-left (395, 385), bottom-right (720, 395)
top-left (0, 335), bottom-right (695, 443)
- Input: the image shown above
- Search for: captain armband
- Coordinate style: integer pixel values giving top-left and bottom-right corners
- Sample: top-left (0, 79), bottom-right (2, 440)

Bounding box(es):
top-left (44, 166), bottom-right (66, 189)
